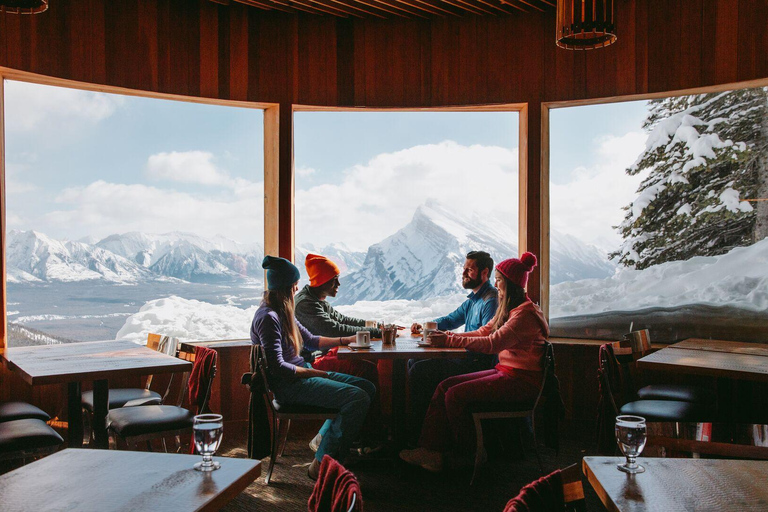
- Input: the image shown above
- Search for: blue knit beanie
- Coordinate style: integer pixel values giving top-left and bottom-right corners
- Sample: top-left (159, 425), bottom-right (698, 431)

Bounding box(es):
top-left (262, 255), bottom-right (300, 290)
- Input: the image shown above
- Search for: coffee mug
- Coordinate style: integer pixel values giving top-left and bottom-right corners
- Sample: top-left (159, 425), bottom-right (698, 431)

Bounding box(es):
top-left (365, 320), bottom-right (377, 329)
top-left (356, 331), bottom-right (371, 347)
top-left (422, 321), bottom-right (437, 344)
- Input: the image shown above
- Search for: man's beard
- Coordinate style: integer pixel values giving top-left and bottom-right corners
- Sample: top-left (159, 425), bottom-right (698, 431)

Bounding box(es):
top-left (462, 276), bottom-right (482, 289)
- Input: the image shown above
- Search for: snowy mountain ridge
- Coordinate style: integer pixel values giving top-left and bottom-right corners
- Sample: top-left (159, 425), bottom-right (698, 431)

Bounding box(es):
top-left (8, 201), bottom-right (615, 291)
top-left (334, 200), bottom-right (615, 305)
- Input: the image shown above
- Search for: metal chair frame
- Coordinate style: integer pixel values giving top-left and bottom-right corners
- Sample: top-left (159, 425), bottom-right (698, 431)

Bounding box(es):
top-left (250, 345), bottom-right (338, 484)
top-left (470, 341), bottom-right (556, 485)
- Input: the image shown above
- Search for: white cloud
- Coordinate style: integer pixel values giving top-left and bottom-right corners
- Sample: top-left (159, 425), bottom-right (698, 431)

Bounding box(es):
top-left (42, 180), bottom-right (264, 243)
top-left (296, 166), bottom-right (317, 178)
top-left (550, 131), bottom-right (648, 251)
top-left (146, 151), bottom-right (235, 187)
top-left (5, 162), bottom-right (37, 194)
top-left (4, 80), bottom-right (124, 134)
top-left (295, 141), bottom-right (518, 250)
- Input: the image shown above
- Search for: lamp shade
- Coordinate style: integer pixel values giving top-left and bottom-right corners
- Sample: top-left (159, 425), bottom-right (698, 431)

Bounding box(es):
top-left (556, 0), bottom-right (616, 50)
top-left (0, 0), bottom-right (47, 14)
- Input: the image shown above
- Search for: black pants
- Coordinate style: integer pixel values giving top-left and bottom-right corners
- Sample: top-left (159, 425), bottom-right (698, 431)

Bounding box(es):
top-left (407, 354), bottom-right (497, 445)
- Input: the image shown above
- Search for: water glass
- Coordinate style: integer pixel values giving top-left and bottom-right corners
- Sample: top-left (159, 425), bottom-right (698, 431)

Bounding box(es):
top-left (615, 415), bottom-right (646, 473)
top-left (193, 413), bottom-right (223, 472)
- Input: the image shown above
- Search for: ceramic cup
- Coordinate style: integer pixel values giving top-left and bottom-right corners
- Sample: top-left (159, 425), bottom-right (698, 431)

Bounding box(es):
top-left (356, 330), bottom-right (371, 347)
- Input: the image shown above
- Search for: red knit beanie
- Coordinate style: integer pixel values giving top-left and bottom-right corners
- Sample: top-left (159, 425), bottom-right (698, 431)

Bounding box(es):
top-left (495, 252), bottom-right (537, 289)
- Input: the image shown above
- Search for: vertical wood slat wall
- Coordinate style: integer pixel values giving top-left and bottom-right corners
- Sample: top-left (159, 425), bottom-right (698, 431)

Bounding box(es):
top-left (0, 0), bottom-right (766, 341)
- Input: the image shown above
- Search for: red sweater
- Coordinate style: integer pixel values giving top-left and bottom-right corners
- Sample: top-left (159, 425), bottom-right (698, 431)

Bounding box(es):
top-left (445, 300), bottom-right (548, 372)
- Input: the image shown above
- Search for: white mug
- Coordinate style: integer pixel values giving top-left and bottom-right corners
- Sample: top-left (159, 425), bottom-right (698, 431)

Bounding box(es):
top-left (356, 331), bottom-right (371, 347)
top-left (365, 320), bottom-right (377, 329)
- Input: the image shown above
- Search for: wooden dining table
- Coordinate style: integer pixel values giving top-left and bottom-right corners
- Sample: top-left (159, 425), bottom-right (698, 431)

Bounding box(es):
top-left (637, 338), bottom-right (768, 383)
top-left (1, 340), bottom-right (192, 449)
top-left (337, 333), bottom-right (468, 447)
top-left (0, 448), bottom-right (261, 512)
top-left (583, 456), bottom-right (768, 511)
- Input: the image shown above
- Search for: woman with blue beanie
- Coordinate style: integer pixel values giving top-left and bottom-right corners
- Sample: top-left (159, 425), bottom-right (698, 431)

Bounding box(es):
top-left (251, 255), bottom-right (376, 480)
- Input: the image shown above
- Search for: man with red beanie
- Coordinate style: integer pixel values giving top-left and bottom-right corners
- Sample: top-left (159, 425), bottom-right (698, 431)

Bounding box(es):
top-left (400, 252), bottom-right (548, 472)
top-left (295, 253), bottom-right (384, 452)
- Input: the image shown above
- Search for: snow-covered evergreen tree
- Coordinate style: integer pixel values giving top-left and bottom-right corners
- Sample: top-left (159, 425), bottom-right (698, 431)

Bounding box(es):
top-left (612, 87), bottom-right (768, 269)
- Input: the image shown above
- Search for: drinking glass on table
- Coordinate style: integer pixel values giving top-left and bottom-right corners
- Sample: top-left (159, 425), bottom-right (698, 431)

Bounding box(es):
top-left (615, 415), bottom-right (646, 474)
top-left (193, 414), bottom-right (223, 471)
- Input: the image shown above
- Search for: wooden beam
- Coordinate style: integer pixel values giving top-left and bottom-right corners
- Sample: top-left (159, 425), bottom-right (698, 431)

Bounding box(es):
top-left (0, 76), bottom-right (5, 349)
top-left (277, 103), bottom-right (295, 261)
top-left (389, 0), bottom-right (448, 17)
top-left (499, 0), bottom-right (527, 12)
top-left (264, 104), bottom-right (280, 263)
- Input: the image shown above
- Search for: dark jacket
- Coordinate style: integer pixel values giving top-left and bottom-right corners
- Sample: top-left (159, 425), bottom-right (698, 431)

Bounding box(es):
top-left (294, 285), bottom-right (382, 338)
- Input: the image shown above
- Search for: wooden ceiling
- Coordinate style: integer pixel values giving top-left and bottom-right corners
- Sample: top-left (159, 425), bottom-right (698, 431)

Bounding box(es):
top-left (213, 0), bottom-right (553, 19)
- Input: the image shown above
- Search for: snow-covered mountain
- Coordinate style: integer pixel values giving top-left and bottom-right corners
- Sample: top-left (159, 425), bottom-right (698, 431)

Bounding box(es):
top-left (334, 200), bottom-right (616, 305)
top-left (7, 203), bottom-right (615, 289)
top-left (295, 242), bottom-right (367, 277)
top-left (6, 230), bottom-right (151, 283)
top-left (6, 230), bottom-right (264, 284)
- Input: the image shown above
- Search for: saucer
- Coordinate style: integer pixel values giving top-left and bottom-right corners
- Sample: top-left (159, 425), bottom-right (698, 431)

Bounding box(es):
top-left (348, 343), bottom-right (373, 350)
top-left (416, 342), bottom-right (433, 347)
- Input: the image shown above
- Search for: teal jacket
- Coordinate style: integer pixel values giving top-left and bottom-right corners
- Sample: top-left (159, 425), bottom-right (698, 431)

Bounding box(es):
top-left (434, 280), bottom-right (498, 332)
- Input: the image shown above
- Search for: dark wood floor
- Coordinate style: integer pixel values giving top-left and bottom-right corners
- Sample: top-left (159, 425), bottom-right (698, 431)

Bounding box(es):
top-left (222, 423), bottom-right (606, 511)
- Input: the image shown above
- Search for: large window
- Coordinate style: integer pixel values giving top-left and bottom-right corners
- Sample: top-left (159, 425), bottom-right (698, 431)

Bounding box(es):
top-left (4, 79), bottom-right (265, 346)
top-left (293, 110), bottom-right (522, 327)
top-left (548, 85), bottom-right (768, 342)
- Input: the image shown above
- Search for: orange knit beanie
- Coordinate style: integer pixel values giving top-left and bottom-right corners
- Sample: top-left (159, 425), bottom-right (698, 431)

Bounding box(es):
top-left (305, 253), bottom-right (341, 287)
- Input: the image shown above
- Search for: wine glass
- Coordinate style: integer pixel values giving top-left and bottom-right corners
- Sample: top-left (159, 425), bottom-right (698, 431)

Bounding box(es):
top-left (193, 414), bottom-right (223, 471)
top-left (615, 415), bottom-right (647, 473)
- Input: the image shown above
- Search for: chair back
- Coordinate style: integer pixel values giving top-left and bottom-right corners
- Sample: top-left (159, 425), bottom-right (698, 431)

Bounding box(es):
top-left (184, 347), bottom-right (218, 415)
top-left (560, 463), bottom-right (586, 511)
top-left (249, 344), bottom-right (276, 414)
top-left (532, 341), bottom-right (564, 451)
top-left (145, 334), bottom-right (182, 403)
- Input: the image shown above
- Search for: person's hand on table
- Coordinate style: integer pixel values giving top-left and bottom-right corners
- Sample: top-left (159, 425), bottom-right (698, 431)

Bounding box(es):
top-left (411, 322), bottom-right (422, 334)
top-left (428, 330), bottom-right (448, 347)
top-left (340, 335), bottom-right (355, 346)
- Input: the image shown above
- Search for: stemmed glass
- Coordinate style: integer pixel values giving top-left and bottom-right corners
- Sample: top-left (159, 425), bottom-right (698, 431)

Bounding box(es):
top-left (615, 415), bottom-right (647, 474)
top-left (193, 414), bottom-right (223, 472)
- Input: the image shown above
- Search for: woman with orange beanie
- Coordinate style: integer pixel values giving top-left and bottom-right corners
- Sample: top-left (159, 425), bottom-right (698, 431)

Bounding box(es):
top-left (399, 252), bottom-right (547, 472)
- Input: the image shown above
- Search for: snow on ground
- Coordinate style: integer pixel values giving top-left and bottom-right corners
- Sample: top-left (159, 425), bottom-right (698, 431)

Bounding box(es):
top-left (115, 296), bottom-right (257, 343)
top-left (334, 293), bottom-right (466, 327)
top-left (116, 239), bottom-right (768, 342)
top-left (116, 293), bottom-right (466, 343)
top-left (551, 237), bottom-right (768, 317)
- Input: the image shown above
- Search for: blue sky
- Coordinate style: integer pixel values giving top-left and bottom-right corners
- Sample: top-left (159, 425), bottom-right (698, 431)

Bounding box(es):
top-left (4, 79), bottom-right (650, 251)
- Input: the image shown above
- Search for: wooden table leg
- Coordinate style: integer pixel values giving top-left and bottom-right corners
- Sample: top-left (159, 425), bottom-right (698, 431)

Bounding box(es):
top-left (391, 359), bottom-right (407, 449)
top-left (92, 379), bottom-right (110, 449)
top-left (67, 382), bottom-right (83, 448)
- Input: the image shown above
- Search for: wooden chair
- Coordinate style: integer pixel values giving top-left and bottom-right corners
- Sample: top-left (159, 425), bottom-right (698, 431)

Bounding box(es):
top-left (503, 463), bottom-right (586, 512)
top-left (250, 345), bottom-right (339, 484)
top-left (468, 341), bottom-right (560, 485)
top-left (106, 347), bottom-right (217, 451)
top-left (80, 334), bottom-right (178, 442)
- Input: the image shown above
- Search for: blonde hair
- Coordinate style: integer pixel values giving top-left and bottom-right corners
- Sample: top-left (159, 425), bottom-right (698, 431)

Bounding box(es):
top-left (490, 272), bottom-right (527, 332)
top-left (264, 287), bottom-right (302, 355)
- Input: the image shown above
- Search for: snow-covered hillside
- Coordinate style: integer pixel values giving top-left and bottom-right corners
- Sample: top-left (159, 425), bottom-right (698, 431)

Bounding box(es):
top-left (550, 236), bottom-right (768, 318)
top-left (335, 200), bottom-right (615, 305)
